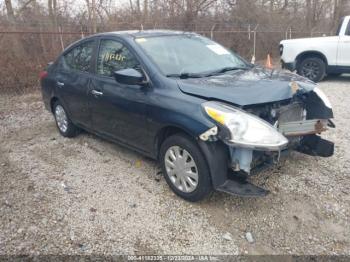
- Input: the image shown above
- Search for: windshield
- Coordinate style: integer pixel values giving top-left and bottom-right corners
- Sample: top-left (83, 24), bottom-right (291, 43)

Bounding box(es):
top-left (135, 34), bottom-right (249, 77)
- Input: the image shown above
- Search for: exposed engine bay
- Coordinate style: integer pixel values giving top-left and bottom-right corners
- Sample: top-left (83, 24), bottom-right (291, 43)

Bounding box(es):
top-left (224, 89), bottom-right (335, 176)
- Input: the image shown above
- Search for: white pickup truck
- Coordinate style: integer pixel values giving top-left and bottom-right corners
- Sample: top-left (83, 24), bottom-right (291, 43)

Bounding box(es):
top-left (280, 16), bottom-right (350, 82)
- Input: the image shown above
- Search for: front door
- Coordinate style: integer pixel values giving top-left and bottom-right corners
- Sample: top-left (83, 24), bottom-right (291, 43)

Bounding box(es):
top-left (89, 38), bottom-right (152, 152)
top-left (337, 23), bottom-right (350, 67)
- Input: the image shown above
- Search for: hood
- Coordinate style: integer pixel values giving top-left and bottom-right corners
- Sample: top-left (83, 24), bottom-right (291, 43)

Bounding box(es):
top-left (177, 67), bottom-right (316, 106)
top-left (280, 36), bottom-right (339, 45)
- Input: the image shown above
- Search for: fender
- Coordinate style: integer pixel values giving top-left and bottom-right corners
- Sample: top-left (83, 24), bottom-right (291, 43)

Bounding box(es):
top-left (305, 90), bottom-right (334, 119)
top-left (197, 140), bottom-right (229, 189)
top-left (296, 51), bottom-right (328, 66)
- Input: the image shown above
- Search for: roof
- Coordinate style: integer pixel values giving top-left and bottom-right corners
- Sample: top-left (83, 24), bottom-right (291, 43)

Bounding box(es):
top-left (94, 30), bottom-right (195, 39)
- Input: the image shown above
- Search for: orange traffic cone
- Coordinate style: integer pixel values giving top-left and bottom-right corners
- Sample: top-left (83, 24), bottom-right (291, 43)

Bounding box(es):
top-left (265, 53), bottom-right (273, 69)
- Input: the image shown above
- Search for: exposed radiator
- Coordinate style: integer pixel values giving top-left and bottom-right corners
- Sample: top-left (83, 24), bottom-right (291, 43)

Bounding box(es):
top-left (277, 102), bottom-right (305, 124)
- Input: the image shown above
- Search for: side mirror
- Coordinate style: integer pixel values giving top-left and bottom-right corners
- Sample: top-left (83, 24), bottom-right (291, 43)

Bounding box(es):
top-left (113, 68), bottom-right (146, 85)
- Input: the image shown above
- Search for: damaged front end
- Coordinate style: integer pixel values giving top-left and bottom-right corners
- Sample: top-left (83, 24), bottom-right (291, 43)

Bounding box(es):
top-left (200, 83), bottom-right (335, 197)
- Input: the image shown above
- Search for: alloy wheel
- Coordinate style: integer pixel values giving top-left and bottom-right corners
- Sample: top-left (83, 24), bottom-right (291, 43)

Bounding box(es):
top-left (301, 61), bottom-right (320, 80)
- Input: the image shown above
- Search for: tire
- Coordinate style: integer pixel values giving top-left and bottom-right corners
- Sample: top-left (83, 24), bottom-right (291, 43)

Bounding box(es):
top-left (297, 57), bottom-right (326, 82)
top-left (159, 134), bottom-right (212, 202)
top-left (53, 101), bottom-right (80, 138)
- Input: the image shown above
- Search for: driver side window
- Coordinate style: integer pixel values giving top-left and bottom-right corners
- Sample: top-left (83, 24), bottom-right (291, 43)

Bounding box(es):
top-left (97, 39), bottom-right (140, 77)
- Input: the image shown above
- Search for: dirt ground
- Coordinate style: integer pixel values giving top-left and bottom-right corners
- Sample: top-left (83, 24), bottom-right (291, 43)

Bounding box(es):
top-left (0, 75), bottom-right (349, 256)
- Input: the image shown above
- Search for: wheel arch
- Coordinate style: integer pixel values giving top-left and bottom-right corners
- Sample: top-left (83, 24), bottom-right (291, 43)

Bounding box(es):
top-left (50, 96), bottom-right (73, 119)
top-left (296, 51), bottom-right (328, 67)
top-left (50, 97), bottom-right (59, 113)
top-left (154, 125), bottom-right (197, 160)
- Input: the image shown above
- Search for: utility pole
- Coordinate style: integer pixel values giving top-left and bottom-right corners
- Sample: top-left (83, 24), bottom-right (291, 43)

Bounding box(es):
top-left (143, 0), bottom-right (148, 23)
top-left (92, 0), bottom-right (97, 33)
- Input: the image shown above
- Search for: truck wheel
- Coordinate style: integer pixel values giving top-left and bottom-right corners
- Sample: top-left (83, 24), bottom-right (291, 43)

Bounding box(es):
top-left (159, 134), bottom-right (212, 202)
top-left (53, 101), bottom-right (80, 138)
top-left (297, 57), bottom-right (326, 82)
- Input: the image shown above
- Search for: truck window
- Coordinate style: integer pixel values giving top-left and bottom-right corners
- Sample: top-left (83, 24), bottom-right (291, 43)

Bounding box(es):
top-left (347, 21), bottom-right (350, 36)
top-left (336, 17), bottom-right (345, 35)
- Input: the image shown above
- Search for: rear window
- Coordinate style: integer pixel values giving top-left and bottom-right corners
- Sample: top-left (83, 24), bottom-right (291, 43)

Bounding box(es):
top-left (62, 41), bottom-right (94, 72)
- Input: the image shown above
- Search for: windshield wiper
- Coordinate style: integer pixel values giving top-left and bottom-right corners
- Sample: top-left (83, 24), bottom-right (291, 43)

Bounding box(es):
top-left (205, 66), bottom-right (247, 77)
top-left (166, 67), bottom-right (247, 79)
top-left (166, 72), bottom-right (206, 79)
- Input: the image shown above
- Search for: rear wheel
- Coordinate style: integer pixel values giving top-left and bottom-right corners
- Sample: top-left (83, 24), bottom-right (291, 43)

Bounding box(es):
top-left (53, 101), bottom-right (80, 137)
top-left (297, 57), bottom-right (326, 82)
top-left (159, 134), bottom-right (212, 202)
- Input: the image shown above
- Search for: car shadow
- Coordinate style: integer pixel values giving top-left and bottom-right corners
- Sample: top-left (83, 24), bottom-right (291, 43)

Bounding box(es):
top-left (324, 73), bottom-right (350, 82)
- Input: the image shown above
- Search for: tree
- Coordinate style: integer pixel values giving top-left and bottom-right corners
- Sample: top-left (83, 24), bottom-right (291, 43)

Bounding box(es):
top-left (5, 0), bottom-right (15, 23)
top-left (183, 0), bottom-right (218, 30)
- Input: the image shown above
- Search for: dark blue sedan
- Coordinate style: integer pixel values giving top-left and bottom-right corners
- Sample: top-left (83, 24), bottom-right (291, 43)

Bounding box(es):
top-left (40, 30), bottom-right (335, 201)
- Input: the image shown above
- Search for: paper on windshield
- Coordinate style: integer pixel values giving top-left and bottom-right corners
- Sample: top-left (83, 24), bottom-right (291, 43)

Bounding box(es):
top-left (206, 44), bottom-right (230, 55)
top-left (136, 38), bottom-right (147, 43)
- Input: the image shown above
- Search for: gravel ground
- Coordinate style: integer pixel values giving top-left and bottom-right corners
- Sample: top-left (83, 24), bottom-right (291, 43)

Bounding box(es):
top-left (0, 75), bottom-right (349, 255)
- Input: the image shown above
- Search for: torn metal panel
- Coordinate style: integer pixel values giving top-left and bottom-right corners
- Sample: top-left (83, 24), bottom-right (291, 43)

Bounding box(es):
top-left (305, 90), bottom-right (334, 119)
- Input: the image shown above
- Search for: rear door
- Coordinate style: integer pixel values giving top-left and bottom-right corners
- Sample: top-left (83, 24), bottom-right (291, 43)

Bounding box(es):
top-left (89, 38), bottom-right (152, 152)
top-left (55, 39), bottom-right (96, 127)
top-left (337, 19), bottom-right (350, 66)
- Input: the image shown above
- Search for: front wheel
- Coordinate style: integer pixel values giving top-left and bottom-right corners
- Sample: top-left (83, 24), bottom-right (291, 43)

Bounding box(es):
top-left (297, 57), bottom-right (326, 82)
top-left (159, 134), bottom-right (212, 202)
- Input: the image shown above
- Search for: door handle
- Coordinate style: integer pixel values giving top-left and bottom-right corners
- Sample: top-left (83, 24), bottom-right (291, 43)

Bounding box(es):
top-left (91, 90), bottom-right (103, 96)
top-left (57, 81), bottom-right (65, 87)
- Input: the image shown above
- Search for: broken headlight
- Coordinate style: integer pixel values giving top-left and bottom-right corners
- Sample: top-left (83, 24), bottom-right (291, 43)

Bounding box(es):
top-left (202, 101), bottom-right (288, 151)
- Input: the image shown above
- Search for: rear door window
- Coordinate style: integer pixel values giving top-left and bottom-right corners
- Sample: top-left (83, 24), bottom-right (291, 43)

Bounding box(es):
top-left (96, 39), bottom-right (140, 77)
top-left (62, 41), bottom-right (94, 72)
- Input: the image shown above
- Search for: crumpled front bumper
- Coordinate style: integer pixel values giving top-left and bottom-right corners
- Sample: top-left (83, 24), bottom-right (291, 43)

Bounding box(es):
top-left (198, 139), bottom-right (270, 197)
top-left (297, 134), bottom-right (334, 157)
top-left (199, 134), bottom-right (334, 198)
top-left (198, 86), bottom-right (335, 197)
